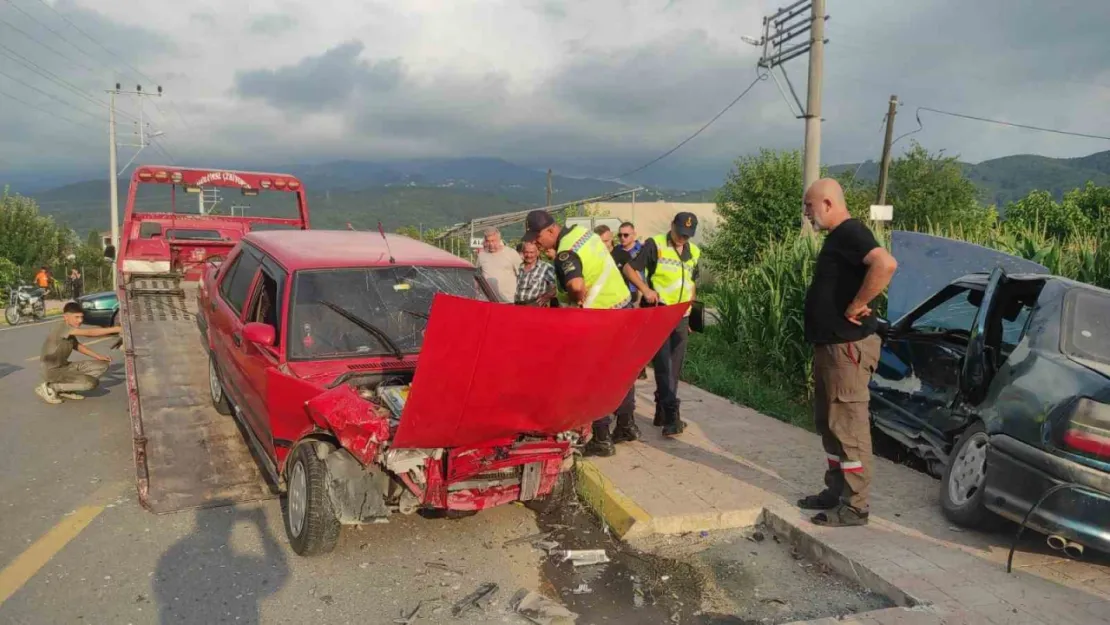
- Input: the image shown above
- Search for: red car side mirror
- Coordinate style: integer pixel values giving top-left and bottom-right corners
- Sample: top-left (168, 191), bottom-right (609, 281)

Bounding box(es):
top-left (243, 322), bottom-right (276, 347)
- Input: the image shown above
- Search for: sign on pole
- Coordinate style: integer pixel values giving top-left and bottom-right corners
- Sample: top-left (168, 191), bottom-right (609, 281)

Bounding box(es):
top-left (870, 205), bottom-right (893, 222)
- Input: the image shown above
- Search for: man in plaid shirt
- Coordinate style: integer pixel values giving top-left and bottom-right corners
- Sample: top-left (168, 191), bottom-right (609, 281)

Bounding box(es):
top-left (514, 241), bottom-right (556, 306)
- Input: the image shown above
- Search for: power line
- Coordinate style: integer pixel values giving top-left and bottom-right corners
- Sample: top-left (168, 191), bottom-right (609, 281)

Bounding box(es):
top-left (896, 106), bottom-right (1110, 146)
top-left (606, 73), bottom-right (765, 182)
top-left (0, 66), bottom-right (101, 121)
top-left (151, 138), bottom-right (176, 165)
top-left (0, 87), bottom-right (96, 130)
top-left (0, 43), bottom-right (141, 123)
top-left (0, 16), bottom-right (97, 73)
top-left (29, 0), bottom-right (156, 86)
top-left (1, 0), bottom-right (103, 67)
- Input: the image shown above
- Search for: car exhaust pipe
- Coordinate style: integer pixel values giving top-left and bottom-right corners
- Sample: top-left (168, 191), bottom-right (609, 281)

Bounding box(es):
top-left (1046, 535), bottom-right (1067, 551)
top-left (1064, 541), bottom-right (1085, 559)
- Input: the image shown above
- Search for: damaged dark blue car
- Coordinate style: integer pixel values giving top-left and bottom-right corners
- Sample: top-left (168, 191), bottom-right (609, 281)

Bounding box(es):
top-left (870, 232), bottom-right (1110, 555)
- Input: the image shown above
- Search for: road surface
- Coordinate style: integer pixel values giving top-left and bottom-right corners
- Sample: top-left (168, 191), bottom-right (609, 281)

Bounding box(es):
top-left (0, 319), bottom-right (549, 624)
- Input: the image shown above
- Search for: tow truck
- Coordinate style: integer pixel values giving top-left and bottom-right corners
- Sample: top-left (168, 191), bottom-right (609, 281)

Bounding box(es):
top-left (117, 166), bottom-right (310, 512)
top-left (118, 167), bottom-right (688, 555)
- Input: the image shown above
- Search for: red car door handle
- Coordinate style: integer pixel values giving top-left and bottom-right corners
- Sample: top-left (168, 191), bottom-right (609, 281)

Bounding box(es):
top-left (232, 333), bottom-right (242, 347)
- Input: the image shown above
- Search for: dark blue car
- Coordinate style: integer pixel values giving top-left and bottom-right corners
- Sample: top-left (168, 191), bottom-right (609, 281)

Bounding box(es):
top-left (76, 291), bottom-right (119, 327)
top-left (871, 232), bottom-right (1110, 556)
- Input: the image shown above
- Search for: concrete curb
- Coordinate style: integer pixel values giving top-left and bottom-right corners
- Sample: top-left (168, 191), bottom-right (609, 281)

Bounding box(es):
top-left (574, 459), bottom-right (653, 539)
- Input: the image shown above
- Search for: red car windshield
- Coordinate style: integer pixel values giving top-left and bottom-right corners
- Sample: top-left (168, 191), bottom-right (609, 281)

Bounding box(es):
top-left (288, 266), bottom-right (489, 360)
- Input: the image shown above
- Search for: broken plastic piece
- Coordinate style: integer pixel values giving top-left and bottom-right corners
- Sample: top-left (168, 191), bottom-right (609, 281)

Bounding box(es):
top-left (556, 549), bottom-right (610, 567)
top-left (511, 589), bottom-right (578, 625)
top-left (451, 582), bottom-right (498, 618)
top-left (571, 583), bottom-right (592, 595)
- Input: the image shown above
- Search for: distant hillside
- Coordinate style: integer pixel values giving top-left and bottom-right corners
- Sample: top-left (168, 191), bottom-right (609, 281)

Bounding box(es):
top-left (830, 149), bottom-right (1110, 207)
top-left (20, 158), bottom-right (717, 236)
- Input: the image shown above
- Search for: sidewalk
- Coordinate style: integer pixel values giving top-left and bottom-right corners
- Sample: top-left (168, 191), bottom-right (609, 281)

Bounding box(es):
top-left (577, 379), bottom-right (1110, 624)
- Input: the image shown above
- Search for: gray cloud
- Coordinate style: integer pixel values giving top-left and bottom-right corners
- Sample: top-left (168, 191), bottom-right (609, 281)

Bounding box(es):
top-left (234, 41), bottom-right (402, 112)
top-left (249, 14), bottom-right (298, 35)
top-left (5, 0), bottom-right (1110, 190)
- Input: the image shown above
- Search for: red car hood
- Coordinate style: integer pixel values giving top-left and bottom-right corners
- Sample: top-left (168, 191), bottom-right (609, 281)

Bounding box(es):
top-left (392, 295), bottom-right (689, 448)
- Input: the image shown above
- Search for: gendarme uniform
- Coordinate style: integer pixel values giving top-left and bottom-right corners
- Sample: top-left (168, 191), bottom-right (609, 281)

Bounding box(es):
top-left (522, 210), bottom-right (637, 457)
top-left (552, 225), bottom-right (631, 310)
top-left (629, 212), bottom-right (701, 435)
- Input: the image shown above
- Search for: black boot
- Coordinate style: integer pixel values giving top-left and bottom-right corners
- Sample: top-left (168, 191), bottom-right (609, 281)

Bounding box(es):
top-left (661, 407), bottom-right (683, 438)
top-left (584, 427), bottom-right (616, 457)
top-left (653, 402), bottom-right (665, 427)
top-left (612, 422), bottom-right (641, 444)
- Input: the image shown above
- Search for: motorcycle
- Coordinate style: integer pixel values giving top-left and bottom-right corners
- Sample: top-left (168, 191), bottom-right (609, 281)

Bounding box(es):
top-left (5, 284), bottom-right (46, 325)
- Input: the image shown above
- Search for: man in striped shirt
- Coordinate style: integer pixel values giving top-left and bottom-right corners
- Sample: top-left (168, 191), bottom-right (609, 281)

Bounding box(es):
top-left (514, 241), bottom-right (556, 306)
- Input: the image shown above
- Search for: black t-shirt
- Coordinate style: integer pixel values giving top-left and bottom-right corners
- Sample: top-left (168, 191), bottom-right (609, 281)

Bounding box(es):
top-left (804, 219), bottom-right (880, 345)
top-left (611, 247), bottom-right (632, 283)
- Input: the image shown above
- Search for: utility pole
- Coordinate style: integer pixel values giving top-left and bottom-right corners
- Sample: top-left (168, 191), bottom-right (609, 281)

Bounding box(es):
top-left (546, 169), bottom-right (553, 207)
top-left (876, 95), bottom-right (898, 205)
top-left (802, 0), bottom-right (825, 208)
top-left (107, 83), bottom-right (165, 288)
top-left (108, 88), bottom-right (119, 289)
top-left (753, 0), bottom-right (828, 233)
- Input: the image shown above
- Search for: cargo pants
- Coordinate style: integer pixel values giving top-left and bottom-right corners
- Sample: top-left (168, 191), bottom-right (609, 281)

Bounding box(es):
top-left (812, 334), bottom-right (881, 512)
top-left (44, 360), bottom-right (110, 393)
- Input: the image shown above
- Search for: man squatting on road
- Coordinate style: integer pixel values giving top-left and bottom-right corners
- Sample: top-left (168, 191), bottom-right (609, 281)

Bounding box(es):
top-left (798, 178), bottom-right (898, 527)
top-left (35, 301), bottom-right (122, 405)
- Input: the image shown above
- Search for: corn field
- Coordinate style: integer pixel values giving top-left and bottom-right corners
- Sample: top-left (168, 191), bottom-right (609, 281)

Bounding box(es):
top-left (704, 223), bottom-right (1110, 398)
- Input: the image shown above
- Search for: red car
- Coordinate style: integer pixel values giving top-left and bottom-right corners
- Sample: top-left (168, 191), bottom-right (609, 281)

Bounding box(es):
top-left (197, 229), bottom-right (685, 555)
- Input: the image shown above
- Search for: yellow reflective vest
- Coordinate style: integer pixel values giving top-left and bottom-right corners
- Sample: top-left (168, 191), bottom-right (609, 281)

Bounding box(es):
top-left (555, 226), bottom-right (631, 309)
top-left (649, 233), bottom-right (700, 305)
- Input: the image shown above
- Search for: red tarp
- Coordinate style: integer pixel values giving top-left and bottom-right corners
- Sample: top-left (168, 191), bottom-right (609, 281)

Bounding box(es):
top-left (392, 295), bottom-right (689, 449)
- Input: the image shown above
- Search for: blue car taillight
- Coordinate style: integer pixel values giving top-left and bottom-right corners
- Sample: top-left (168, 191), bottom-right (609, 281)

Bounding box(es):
top-left (1063, 398), bottom-right (1110, 463)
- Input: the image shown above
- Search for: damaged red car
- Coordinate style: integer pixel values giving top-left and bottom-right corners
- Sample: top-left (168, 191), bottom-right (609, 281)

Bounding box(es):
top-left (197, 229), bottom-right (684, 555)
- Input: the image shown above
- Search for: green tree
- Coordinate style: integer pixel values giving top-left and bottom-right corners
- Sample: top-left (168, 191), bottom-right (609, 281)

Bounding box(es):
top-left (1004, 189), bottom-right (1090, 241)
top-left (887, 142), bottom-right (991, 230)
top-left (0, 188), bottom-right (72, 275)
top-left (1062, 182), bottom-right (1110, 238)
top-left (710, 149), bottom-right (806, 269)
top-left (86, 229), bottom-right (103, 251)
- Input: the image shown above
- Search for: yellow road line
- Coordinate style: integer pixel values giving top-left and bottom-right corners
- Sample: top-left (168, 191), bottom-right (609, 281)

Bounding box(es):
top-left (0, 319), bottom-right (56, 333)
top-left (0, 481), bottom-right (125, 606)
top-left (25, 336), bottom-right (112, 362)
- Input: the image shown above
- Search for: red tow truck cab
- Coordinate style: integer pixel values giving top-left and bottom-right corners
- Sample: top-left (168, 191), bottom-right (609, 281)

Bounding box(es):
top-left (118, 167), bottom-right (309, 281)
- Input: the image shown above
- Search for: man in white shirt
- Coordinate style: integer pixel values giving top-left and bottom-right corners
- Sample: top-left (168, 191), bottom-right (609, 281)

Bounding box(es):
top-left (475, 227), bottom-right (522, 302)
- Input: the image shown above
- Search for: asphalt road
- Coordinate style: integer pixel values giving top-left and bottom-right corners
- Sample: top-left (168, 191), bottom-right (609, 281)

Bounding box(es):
top-left (0, 320), bottom-right (549, 624)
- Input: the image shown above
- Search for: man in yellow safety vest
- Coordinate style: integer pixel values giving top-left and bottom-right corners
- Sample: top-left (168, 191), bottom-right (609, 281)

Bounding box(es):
top-left (522, 210), bottom-right (637, 456)
top-left (622, 212), bottom-right (701, 438)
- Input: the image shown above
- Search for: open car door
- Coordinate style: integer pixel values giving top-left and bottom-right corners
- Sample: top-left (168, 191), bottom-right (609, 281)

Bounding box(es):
top-left (393, 294), bottom-right (689, 449)
top-left (959, 266), bottom-right (1007, 405)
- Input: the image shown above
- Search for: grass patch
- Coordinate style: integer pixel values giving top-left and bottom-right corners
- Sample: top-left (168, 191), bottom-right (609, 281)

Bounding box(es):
top-left (682, 330), bottom-right (813, 430)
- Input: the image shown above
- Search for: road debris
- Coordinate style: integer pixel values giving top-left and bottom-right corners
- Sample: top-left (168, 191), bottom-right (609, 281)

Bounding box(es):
top-left (424, 561), bottom-right (463, 575)
top-left (533, 540), bottom-right (560, 553)
top-left (504, 531), bottom-right (553, 547)
top-left (557, 549), bottom-right (610, 567)
top-left (632, 578), bottom-right (645, 608)
top-left (747, 531), bottom-right (765, 543)
top-left (571, 583), bottom-right (592, 595)
top-left (451, 582), bottom-right (498, 618)
top-left (511, 589), bottom-right (578, 625)
top-left (395, 600), bottom-right (436, 624)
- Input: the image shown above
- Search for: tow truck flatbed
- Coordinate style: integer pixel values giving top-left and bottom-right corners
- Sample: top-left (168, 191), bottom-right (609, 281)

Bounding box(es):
top-left (123, 274), bottom-right (274, 512)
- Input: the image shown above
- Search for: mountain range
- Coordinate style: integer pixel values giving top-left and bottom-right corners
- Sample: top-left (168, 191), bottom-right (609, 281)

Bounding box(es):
top-left (831, 150), bottom-right (1110, 207)
top-left (11, 149), bottom-right (1110, 236)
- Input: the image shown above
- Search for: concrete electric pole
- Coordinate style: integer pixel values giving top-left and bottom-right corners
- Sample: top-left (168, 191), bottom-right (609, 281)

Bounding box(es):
top-left (802, 0), bottom-right (826, 199)
top-left (546, 169), bottom-right (553, 207)
top-left (876, 95), bottom-right (899, 206)
top-left (107, 84), bottom-right (165, 287)
top-left (754, 0), bottom-right (829, 233)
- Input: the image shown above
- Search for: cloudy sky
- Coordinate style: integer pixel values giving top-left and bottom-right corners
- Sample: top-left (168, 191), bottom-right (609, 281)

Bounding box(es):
top-left (1, 0), bottom-right (1109, 188)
